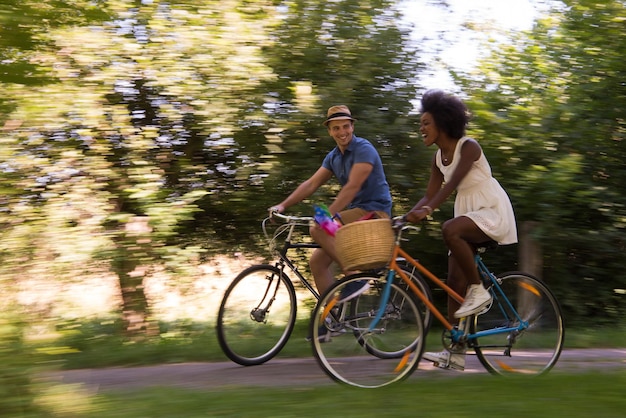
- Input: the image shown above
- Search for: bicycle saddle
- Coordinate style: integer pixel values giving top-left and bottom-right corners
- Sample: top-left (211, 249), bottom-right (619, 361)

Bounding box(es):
top-left (472, 240), bottom-right (499, 252)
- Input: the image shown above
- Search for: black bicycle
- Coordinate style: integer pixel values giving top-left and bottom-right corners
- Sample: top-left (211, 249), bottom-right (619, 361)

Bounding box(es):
top-left (216, 212), bottom-right (432, 366)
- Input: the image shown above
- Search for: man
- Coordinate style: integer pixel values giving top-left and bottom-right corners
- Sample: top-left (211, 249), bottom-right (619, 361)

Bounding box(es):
top-left (270, 105), bottom-right (392, 298)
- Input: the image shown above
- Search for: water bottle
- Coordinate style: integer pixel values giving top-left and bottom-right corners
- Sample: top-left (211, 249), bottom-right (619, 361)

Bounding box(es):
top-left (313, 204), bottom-right (341, 236)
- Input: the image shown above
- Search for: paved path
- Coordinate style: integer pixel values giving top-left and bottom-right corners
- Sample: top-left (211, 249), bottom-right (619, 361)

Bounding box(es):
top-left (45, 348), bottom-right (625, 392)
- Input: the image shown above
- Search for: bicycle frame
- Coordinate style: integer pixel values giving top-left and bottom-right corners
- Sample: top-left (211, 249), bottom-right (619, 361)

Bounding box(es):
top-left (380, 228), bottom-right (529, 345)
top-left (389, 247), bottom-right (462, 331)
top-left (264, 215), bottom-right (321, 300)
top-left (471, 257), bottom-right (529, 341)
top-left (310, 220), bottom-right (564, 385)
top-left (274, 236), bottom-right (321, 300)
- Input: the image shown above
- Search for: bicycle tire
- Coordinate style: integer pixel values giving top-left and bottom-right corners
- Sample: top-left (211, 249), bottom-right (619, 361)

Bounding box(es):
top-left (311, 275), bottom-right (425, 388)
top-left (216, 264), bottom-right (297, 366)
top-left (471, 272), bottom-right (564, 375)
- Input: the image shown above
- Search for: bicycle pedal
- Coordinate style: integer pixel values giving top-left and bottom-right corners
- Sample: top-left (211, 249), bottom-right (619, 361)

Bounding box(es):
top-left (433, 360), bottom-right (465, 371)
top-left (427, 352), bottom-right (466, 371)
top-left (433, 361), bottom-right (450, 369)
top-left (449, 363), bottom-right (465, 371)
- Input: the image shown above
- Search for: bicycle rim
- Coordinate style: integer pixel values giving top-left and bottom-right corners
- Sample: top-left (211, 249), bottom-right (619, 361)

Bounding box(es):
top-left (216, 265), bottom-right (297, 366)
top-left (472, 272), bottom-right (564, 375)
top-left (311, 276), bottom-right (425, 388)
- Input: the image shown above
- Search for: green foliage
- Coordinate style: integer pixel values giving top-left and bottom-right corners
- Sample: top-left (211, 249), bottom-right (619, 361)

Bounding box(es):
top-left (0, 311), bottom-right (40, 415)
top-left (1, 0), bottom-right (625, 332)
top-left (50, 318), bottom-right (228, 369)
top-left (459, 0), bottom-right (626, 324)
top-left (1, 0), bottom-right (430, 329)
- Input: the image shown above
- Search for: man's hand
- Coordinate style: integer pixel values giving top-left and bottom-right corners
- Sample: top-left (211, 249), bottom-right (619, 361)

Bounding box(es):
top-left (268, 205), bottom-right (285, 215)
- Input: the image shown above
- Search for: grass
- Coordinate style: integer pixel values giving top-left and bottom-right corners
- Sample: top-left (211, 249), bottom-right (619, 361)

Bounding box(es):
top-left (4, 317), bottom-right (625, 417)
top-left (34, 371), bottom-right (626, 417)
top-left (33, 318), bottom-right (626, 370)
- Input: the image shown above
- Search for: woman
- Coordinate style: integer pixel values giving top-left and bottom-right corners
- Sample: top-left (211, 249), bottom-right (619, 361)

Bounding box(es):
top-left (404, 90), bottom-right (517, 370)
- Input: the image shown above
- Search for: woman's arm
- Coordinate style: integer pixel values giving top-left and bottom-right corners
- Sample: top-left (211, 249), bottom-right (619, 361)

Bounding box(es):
top-left (406, 139), bottom-right (481, 222)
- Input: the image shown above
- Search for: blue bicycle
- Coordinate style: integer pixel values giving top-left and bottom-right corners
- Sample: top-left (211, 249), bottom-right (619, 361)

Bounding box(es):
top-left (310, 218), bottom-right (565, 388)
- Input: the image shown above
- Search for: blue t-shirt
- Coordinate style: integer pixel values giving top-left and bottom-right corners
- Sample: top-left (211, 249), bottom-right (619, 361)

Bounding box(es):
top-left (322, 135), bottom-right (392, 215)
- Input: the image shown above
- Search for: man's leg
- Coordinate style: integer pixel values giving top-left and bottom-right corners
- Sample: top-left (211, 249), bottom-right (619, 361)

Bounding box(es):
top-left (309, 208), bottom-right (367, 295)
top-left (309, 208), bottom-right (389, 295)
top-left (309, 229), bottom-right (336, 296)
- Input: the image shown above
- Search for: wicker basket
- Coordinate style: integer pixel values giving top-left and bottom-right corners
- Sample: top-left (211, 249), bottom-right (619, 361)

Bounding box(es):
top-left (335, 218), bottom-right (395, 271)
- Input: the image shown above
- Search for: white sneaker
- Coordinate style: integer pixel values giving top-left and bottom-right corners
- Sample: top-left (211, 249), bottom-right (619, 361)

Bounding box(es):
top-left (422, 350), bottom-right (465, 371)
top-left (454, 283), bottom-right (492, 318)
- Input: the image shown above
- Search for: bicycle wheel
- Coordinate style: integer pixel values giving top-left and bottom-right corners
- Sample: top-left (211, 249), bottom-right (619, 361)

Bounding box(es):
top-left (311, 275), bottom-right (425, 388)
top-left (471, 272), bottom-right (564, 375)
top-left (216, 264), bottom-right (297, 366)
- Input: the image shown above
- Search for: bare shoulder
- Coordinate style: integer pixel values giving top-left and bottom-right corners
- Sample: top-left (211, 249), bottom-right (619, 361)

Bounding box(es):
top-left (460, 137), bottom-right (482, 160)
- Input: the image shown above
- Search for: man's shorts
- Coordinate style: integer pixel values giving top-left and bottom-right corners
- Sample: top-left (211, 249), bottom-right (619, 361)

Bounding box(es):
top-left (337, 208), bottom-right (390, 225)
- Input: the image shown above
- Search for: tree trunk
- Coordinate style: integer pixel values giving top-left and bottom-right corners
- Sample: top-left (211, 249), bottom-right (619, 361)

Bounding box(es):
top-left (111, 217), bottom-right (159, 337)
top-left (519, 221), bottom-right (542, 279)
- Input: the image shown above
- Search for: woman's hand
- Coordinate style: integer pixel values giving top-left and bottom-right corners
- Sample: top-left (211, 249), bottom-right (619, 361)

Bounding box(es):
top-left (405, 207), bottom-right (430, 223)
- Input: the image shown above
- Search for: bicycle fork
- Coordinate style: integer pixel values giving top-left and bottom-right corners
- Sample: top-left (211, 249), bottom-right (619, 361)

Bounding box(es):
top-left (250, 263), bottom-right (286, 323)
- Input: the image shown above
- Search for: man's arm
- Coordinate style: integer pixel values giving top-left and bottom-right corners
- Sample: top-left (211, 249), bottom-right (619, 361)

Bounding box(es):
top-left (273, 167), bottom-right (333, 212)
top-left (328, 162), bottom-right (372, 214)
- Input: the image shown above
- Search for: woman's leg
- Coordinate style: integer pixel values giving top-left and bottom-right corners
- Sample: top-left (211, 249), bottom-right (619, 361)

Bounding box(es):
top-left (446, 255), bottom-right (465, 324)
top-left (442, 216), bottom-right (492, 318)
top-left (442, 216), bottom-right (489, 286)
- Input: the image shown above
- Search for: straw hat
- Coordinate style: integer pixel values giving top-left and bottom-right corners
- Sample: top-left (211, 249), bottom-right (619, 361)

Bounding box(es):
top-left (323, 105), bottom-right (356, 126)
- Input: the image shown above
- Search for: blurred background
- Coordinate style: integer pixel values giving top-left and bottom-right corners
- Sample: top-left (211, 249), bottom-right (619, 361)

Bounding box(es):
top-left (0, 0), bottom-right (624, 414)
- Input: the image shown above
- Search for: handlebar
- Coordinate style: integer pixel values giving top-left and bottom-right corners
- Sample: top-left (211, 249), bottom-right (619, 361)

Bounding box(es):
top-left (263, 211), bottom-right (315, 254)
top-left (263, 212), bottom-right (419, 253)
top-left (270, 212), bottom-right (419, 233)
top-left (392, 216), bottom-right (421, 234)
top-left (269, 210), bottom-right (313, 223)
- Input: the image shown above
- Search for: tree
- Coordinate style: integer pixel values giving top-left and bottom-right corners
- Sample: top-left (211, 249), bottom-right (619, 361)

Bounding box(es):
top-left (458, 0), bottom-right (626, 323)
top-left (1, 0), bottom-right (431, 333)
top-left (1, 0), bottom-right (277, 333)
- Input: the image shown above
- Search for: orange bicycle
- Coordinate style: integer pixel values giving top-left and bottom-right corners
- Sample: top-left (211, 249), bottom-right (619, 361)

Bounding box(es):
top-left (310, 217), bottom-right (564, 388)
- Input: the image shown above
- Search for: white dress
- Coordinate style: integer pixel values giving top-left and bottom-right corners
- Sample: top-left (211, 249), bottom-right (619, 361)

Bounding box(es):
top-left (436, 137), bottom-right (518, 245)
